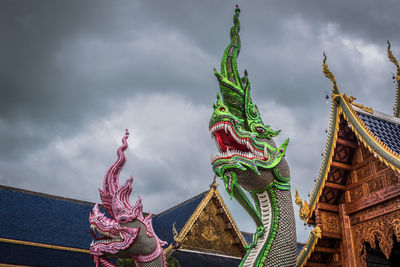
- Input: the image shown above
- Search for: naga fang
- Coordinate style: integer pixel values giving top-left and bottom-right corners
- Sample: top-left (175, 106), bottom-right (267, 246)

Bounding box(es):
top-left (89, 130), bottom-right (167, 267)
top-left (209, 6), bottom-right (297, 266)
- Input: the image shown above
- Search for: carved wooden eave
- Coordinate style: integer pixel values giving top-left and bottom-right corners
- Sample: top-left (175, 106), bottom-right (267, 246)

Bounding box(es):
top-left (174, 183), bottom-right (247, 258)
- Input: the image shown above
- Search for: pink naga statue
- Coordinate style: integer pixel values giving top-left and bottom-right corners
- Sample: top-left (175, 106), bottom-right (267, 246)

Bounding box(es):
top-left (89, 130), bottom-right (167, 267)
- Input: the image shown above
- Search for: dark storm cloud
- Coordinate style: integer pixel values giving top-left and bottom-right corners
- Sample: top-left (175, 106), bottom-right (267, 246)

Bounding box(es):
top-left (1, 0), bottom-right (399, 242)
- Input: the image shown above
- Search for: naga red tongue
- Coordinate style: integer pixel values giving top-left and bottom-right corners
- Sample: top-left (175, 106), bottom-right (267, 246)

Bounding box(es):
top-left (89, 230), bottom-right (108, 240)
top-left (215, 130), bottom-right (250, 153)
top-left (216, 134), bottom-right (228, 151)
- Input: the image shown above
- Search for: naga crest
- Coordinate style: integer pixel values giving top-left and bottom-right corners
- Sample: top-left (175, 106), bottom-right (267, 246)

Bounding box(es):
top-left (89, 130), bottom-right (167, 267)
top-left (209, 7), bottom-right (290, 196)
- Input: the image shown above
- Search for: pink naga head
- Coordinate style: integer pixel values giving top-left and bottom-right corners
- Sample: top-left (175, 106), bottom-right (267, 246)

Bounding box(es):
top-left (89, 130), bottom-right (167, 267)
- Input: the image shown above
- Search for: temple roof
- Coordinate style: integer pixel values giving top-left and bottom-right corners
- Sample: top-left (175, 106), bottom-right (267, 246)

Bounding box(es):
top-left (296, 48), bottom-right (400, 267)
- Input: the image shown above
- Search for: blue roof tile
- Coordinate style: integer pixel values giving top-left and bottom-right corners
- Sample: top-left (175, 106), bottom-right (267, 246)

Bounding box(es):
top-left (0, 186), bottom-right (95, 250)
top-left (153, 191), bottom-right (207, 244)
top-left (357, 112), bottom-right (400, 154)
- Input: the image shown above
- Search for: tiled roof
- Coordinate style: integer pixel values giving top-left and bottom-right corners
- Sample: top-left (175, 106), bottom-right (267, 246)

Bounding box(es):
top-left (0, 185), bottom-right (95, 250)
top-left (357, 111), bottom-right (400, 154)
top-left (172, 249), bottom-right (241, 267)
top-left (152, 191), bottom-right (207, 244)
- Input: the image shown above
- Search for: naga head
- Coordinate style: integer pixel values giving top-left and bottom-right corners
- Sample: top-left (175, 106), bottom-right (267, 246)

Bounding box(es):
top-left (89, 130), bottom-right (166, 267)
top-left (209, 7), bottom-right (289, 196)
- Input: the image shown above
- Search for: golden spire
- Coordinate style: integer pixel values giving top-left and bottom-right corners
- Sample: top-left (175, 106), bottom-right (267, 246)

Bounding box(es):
top-left (322, 52), bottom-right (340, 96)
top-left (387, 40), bottom-right (400, 118)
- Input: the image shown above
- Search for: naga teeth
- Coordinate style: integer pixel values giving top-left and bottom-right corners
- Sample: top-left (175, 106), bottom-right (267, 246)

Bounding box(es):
top-left (210, 122), bottom-right (268, 161)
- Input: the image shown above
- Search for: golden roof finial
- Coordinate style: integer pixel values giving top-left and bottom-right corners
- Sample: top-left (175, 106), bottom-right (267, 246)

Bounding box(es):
top-left (388, 40), bottom-right (400, 70)
top-left (387, 40), bottom-right (400, 118)
top-left (312, 226), bottom-right (322, 239)
top-left (322, 52), bottom-right (340, 96)
top-left (295, 189), bottom-right (311, 221)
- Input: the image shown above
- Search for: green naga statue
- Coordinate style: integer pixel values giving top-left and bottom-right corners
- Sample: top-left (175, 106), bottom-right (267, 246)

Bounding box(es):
top-left (209, 6), bottom-right (297, 266)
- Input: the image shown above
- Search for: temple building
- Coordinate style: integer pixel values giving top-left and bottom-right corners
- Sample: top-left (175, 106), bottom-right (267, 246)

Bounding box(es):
top-left (296, 43), bottom-right (400, 266)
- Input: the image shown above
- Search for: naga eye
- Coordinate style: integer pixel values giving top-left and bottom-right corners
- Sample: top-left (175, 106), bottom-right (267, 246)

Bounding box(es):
top-left (219, 107), bottom-right (226, 112)
top-left (256, 127), bottom-right (266, 133)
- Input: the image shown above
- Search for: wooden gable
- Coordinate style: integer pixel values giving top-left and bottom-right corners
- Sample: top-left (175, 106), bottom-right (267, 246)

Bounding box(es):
top-left (174, 183), bottom-right (247, 258)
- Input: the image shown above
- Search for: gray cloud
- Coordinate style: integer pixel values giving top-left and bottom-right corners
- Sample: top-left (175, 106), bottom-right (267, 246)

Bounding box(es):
top-left (1, 0), bottom-right (399, 242)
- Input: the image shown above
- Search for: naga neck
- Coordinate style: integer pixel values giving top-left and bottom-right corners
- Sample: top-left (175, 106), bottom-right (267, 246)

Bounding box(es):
top-left (135, 254), bottom-right (166, 267)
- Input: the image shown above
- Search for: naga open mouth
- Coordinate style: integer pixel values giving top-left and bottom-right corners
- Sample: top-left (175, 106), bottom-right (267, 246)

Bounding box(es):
top-left (89, 224), bottom-right (123, 247)
top-left (209, 121), bottom-right (268, 163)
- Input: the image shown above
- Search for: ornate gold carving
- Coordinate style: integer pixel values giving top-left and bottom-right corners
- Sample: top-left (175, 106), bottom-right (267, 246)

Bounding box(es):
top-left (312, 226), bottom-right (322, 238)
top-left (323, 52), bottom-right (336, 84)
top-left (181, 195), bottom-right (245, 257)
top-left (322, 52), bottom-right (341, 98)
top-left (388, 40), bottom-right (400, 78)
top-left (321, 211), bottom-right (340, 233)
top-left (295, 189), bottom-right (311, 221)
top-left (353, 209), bottom-right (400, 265)
top-left (342, 94), bottom-right (356, 103)
top-left (343, 93), bottom-right (374, 114)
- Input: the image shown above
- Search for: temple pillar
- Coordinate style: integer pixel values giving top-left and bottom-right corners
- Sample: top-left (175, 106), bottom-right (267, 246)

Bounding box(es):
top-left (338, 204), bottom-right (357, 266)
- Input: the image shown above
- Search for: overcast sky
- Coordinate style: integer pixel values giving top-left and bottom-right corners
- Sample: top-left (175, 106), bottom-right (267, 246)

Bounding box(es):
top-left (1, 0), bottom-right (399, 243)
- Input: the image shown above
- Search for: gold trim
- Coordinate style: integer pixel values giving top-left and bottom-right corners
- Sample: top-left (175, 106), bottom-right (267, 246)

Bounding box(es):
top-left (175, 185), bottom-right (247, 248)
top-left (296, 226), bottom-right (322, 267)
top-left (0, 237), bottom-right (89, 254)
top-left (307, 101), bottom-right (340, 222)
